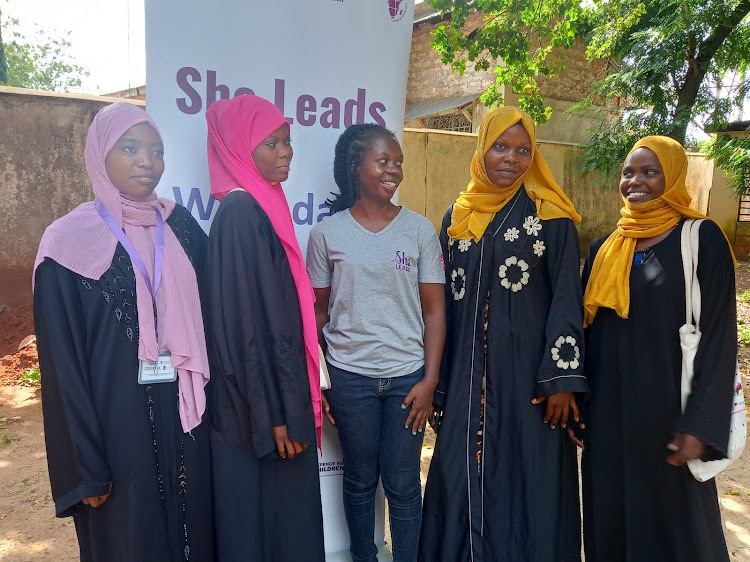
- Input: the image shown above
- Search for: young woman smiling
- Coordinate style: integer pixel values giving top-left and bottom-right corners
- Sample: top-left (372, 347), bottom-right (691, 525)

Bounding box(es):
top-left (419, 106), bottom-right (587, 562)
top-left (306, 124), bottom-right (446, 562)
top-left (580, 136), bottom-right (736, 561)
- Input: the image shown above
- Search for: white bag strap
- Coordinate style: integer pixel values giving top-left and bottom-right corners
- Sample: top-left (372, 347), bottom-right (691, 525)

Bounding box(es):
top-left (681, 219), bottom-right (705, 327)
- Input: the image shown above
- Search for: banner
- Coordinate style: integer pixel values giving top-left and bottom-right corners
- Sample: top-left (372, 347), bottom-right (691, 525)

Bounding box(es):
top-left (145, 0), bottom-right (414, 557)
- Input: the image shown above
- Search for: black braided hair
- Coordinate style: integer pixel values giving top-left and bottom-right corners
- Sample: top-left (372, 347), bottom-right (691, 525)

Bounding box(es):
top-left (327, 124), bottom-right (398, 213)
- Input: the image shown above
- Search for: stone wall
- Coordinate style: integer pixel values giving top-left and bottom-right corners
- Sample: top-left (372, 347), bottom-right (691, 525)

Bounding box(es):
top-left (0, 87), bottom-right (144, 307)
top-left (398, 128), bottom-right (718, 254)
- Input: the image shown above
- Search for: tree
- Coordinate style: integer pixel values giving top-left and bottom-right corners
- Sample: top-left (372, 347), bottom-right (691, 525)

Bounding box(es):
top-left (429, 0), bottom-right (750, 193)
top-left (1, 15), bottom-right (88, 91)
top-left (0, 11), bottom-right (8, 85)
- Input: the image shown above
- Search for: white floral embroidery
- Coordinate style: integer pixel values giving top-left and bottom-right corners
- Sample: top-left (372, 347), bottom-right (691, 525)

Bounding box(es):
top-left (458, 239), bottom-right (472, 252)
top-left (551, 335), bottom-right (580, 370)
top-left (451, 268), bottom-right (466, 301)
top-left (504, 227), bottom-right (520, 242)
top-left (533, 240), bottom-right (546, 257)
top-left (449, 238), bottom-right (455, 247)
top-left (523, 215), bottom-right (542, 236)
top-left (498, 256), bottom-right (530, 292)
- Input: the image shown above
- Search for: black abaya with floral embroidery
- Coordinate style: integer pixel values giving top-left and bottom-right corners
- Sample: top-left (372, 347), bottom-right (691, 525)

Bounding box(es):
top-left (420, 189), bottom-right (588, 562)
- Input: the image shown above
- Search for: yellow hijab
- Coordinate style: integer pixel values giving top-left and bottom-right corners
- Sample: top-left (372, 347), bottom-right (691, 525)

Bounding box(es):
top-left (582, 135), bottom-right (737, 327)
top-left (447, 106), bottom-right (581, 241)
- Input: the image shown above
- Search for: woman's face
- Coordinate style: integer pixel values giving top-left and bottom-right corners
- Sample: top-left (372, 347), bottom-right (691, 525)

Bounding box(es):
top-left (620, 147), bottom-right (666, 204)
top-left (483, 123), bottom-right (533, 188)
top-left (251, 124), bottom-right (293, 183)
top-left (105, 123), bottom-right (165, 200)
top-left (355, 135), bottom-right (403, 203)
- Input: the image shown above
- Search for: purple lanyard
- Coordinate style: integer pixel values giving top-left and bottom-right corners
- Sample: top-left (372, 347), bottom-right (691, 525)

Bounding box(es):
top-left (95, 199), bottom-right (164, 338)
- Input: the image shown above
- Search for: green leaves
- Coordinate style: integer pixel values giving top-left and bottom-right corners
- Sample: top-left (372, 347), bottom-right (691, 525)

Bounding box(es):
top-left (429, 0), bottom-right (584, 124)
top-left (1, 15), bottom-right (88, 91)
top-left (429, 0), bottom-right (750, 192)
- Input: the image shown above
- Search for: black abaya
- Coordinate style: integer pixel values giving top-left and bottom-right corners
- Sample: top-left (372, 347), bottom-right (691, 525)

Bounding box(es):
top-left (204, 190), bottom-right (325, 562)
top-left (34, 205), bottom-right (213, 562)
top-left (581, 219), bottom-right (734, 562)
top-left (420, 189), bottom-right (588, 562)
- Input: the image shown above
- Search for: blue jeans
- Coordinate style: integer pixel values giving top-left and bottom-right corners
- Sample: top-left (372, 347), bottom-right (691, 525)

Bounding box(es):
top-left (325, 364), bottom-right (426, 562)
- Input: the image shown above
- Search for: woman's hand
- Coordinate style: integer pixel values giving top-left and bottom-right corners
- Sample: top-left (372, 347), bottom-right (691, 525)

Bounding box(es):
top-left (321, 392), bottom-right (335, 426)
top-left (566, 422), bottom-right (586, 449)
top-left (273, 425), bottom-right (309, 459)
top-left (531, 392), bottom-right (579, 430)
top-left (83, 484), bottom-right (112, 508)
top-left (403, 379), bottom-right (438, 435)
top-left (666, 433), bottom-right (706, 466)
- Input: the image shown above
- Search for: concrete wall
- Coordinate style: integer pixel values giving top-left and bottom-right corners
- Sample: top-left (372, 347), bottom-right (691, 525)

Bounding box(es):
top-left (0, 87), bottom-right (144, 307)
top-left (398, 128), bottom-right (718, 254)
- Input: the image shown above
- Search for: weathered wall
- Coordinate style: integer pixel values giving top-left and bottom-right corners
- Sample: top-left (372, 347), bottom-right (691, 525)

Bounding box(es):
top-left (406, 11), bottom-right (497, 107)
top-left (399, 129), bottom-right (718, 254)
top-left (0, 87), bottom-right (144, 307)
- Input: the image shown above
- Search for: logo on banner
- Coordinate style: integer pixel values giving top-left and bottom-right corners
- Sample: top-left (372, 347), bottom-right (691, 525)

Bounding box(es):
top-left (388, 0), bottom-right (407, 22)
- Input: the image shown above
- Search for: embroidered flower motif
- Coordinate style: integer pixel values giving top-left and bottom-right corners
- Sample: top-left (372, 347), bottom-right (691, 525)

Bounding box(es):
top-left (504, 227), bottom-right (520, 242)
top-left (126, 326), bottom-right (134, 342)
top-left (451, 268), bottom-right (466, 301)
top-left (551, 335), bottom-right (581, 370)
top-left (523, 215), bottom-right (542, 236)
top-left (458, 239), bottom-right (472, 252)
top-left (115, 308), bottom-right (123, 322)
top-left (102, 291), bottom-right (111, 303)
top-left (498, 256), bottom-right (530, 292)
top-left (81, 279), bottom-right (92, 290)
top-left (533, 240), bottom-right (546, 257)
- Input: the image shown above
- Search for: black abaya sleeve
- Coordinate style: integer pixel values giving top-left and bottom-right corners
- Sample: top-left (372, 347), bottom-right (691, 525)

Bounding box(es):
top-left (34, 259), bottom-right (113, 517)
top-left (675, 220), bottom-right (737, 458)
top-left (434, 207), bottom-right (454, 409)
top-left (206, 193), bottom-right (314, 458)
top-left (535, 217), bottom-right (589, 396)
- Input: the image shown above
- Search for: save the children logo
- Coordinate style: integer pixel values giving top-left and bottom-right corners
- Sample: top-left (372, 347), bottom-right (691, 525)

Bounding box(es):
top-left (392, 251), bottom-right (412, 272)
top-left (388, 0), bottom-right (407, 22)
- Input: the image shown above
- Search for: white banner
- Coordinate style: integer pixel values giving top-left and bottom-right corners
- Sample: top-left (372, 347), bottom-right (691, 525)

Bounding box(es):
top-left (145, 0), bottom-right (414, 557)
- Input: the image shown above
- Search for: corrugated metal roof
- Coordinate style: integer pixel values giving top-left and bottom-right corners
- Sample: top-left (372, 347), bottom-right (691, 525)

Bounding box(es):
top-left (404, 94), bottom-right (480, 121)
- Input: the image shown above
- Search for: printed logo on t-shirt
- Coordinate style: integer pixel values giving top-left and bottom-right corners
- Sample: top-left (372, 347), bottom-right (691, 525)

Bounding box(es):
top-left (392, 250), bottom-right (412, 272)
top-left (439, 253), bottom-right (445, 272)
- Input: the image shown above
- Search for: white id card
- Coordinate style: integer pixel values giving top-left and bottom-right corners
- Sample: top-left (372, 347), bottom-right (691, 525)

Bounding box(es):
top-left (138, 351), bottom-right (177, 384)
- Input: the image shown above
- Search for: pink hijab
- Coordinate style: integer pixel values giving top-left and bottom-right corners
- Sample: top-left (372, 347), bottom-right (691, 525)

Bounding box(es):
top-left (33, 102), bottom-right (209, 433)
top-left (206, 95), bottom-right (323, 447)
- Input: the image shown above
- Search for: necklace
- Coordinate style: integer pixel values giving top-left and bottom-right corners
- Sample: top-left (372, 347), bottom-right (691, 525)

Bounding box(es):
top-left (492, 189), bottom-right (523, 237)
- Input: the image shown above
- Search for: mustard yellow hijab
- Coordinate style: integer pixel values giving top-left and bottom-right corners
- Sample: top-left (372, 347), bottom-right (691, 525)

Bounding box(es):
top-left (583, 135), bottom-right (737, 327)
top-left (448, 106), bottom-right (581, 242)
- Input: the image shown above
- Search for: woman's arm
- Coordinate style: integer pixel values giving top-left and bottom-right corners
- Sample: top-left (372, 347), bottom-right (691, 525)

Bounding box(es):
top-left (313, 287), bottom-right (335, 426)
top-left (402, 282), bottom-right (446, 435)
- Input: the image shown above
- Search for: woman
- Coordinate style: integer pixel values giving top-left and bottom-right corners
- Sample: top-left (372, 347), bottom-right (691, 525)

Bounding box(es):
top-left (420, 106), bottom-right (588, 562)
top-left (34, 102), bottom-right (213, 561)
top-left (204, 94), bottom-right (325, 562)
top-left (306, 124), bottom-right (446, 562)
top-left (581, 136), bottom-right (735, 561)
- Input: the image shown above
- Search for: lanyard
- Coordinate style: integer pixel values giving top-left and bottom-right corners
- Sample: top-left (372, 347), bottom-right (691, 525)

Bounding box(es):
top-left (95, 198), bottom-right (164, 338)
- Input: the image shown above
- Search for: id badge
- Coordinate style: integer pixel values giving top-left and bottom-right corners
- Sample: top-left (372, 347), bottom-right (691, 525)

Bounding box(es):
top-left (138, 350), bottom-right (177, 384)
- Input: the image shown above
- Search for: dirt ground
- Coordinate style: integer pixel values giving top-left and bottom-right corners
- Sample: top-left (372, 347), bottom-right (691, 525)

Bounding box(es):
top-left (2, 266), bottom-right (750, 560)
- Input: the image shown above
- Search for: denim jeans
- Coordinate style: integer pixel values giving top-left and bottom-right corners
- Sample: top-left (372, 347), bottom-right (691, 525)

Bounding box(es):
top-left (325, 364), bottom-right (426, 562)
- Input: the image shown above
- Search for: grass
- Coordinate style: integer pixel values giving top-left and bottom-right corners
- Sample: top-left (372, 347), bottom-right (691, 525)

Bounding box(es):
top-left (739, 290), bottom-right (750, 303)
top-left (19, 368), bottom-right (41, 388)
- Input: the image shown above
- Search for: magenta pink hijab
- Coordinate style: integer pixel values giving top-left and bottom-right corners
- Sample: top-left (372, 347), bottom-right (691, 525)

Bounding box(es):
top-left (206, 95), bottom-right (322, 448)
top-left (33, 102), bottom-right (209, 433)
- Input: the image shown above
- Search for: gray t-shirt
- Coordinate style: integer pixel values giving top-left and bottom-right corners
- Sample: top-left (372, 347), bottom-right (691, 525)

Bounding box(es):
top-left (306, 207), bottom-right (445, 378)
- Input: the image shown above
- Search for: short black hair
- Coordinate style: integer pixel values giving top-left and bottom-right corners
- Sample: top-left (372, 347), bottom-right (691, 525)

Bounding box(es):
top-left (327, 124), bottom-right (398, 213)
